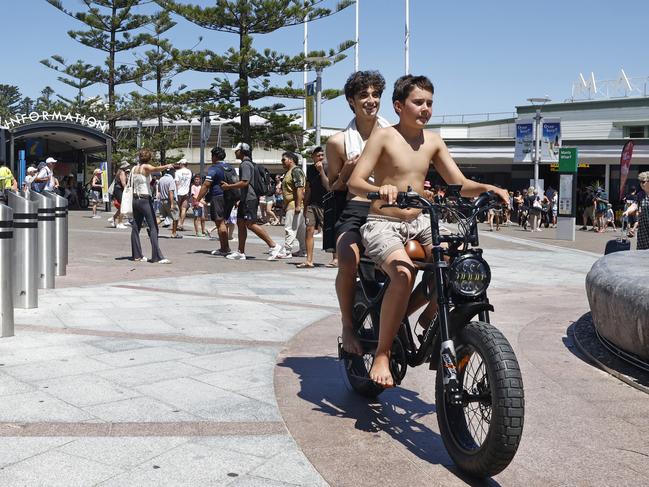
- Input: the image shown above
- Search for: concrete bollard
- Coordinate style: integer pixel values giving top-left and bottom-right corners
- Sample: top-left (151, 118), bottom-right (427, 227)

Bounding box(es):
top-left (44, 191), bottom-right (69, 277)
top-left (0, 204), bottom-right (14, 337)
top-left (8, 192), bottom-right (38, 308)
top-left (30, 192), bottom-right (55, 289)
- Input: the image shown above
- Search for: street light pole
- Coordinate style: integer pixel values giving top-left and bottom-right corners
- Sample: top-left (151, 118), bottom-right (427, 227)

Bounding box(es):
top-left (533, 108), bottom-right (541, 191)
top-left (527, 97), bottom-right (551, 192)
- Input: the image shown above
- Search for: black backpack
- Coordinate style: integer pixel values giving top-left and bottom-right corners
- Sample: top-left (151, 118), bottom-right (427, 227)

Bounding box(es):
top-left (220, 163), bottom-right (241, 201)
top-left (250, 161), bottom-right (273, 198)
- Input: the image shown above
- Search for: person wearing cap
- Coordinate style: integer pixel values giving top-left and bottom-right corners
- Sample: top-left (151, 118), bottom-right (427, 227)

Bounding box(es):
top-left (0, 159), bottom-right (17, 201)
top-left (174, 158), bottom-right (193, 231)
top-left (33, 156), bottom-right (57, 192)
top-left (90, 168), bottom-right (103, 218)
top-left (220, 142), bottom-right (282, 260)
top-left (22, 166), bottom-right (37, 194)
top-left (109, 161), bottom-right (130, 229)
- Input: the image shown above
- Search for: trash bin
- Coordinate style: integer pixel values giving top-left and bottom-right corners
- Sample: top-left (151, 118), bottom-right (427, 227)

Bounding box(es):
top-left (0, 203), bottom-right (14, 337)
top-left (44, 191), bottom-right (68, 277)
top-left (7, 192), bottom-right (38, 309)
top-left (30, 192), bottom-right (55, 289)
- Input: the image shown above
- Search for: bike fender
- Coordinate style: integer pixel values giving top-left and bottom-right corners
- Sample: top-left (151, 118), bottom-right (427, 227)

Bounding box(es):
top-left (428, 302), bottom-right (494, 369)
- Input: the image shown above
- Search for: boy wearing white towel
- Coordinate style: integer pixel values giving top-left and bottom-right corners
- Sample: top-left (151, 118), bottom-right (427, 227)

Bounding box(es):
top-left (326, 71), bottom-right (388, 357)
top-left (348, 75), bottom-right (509, 387)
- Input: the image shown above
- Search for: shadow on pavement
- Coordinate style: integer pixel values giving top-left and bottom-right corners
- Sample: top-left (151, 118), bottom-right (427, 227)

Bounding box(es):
top-left (278, 356), bottom-right (501, 486)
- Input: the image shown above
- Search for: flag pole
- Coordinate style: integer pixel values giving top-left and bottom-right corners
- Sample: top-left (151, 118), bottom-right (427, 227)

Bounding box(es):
top-left (405, 0), bottom-right (410, 75)
top-left (355, 0), bottom-right (359, 71)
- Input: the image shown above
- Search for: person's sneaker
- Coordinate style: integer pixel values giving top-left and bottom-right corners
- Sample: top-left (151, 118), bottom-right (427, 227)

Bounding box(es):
top-left (267, 243), bottom-right (283, 256)
top-left (226, 251), bottom-right (246, 260)
top-left (268, 250), bottom-right (291, 261)
top-left (157, 258), bottom-right (171, 264)
top-left (92, 215), bottom-right (102, 219)
top-left (110, 221), bottom-right (116, 228)
top-left (107, 217), bottom-right (114, 223)
top-left (211, 249), bottom-right (231, 256)
top-left (134, 256), bottom-right (148, 262)
top-left (116, 223), bottom-right (128, 229)
top-left (124, 221), bottom-right (132, 226)
top-left (292, 250), bottom-right (307, 258)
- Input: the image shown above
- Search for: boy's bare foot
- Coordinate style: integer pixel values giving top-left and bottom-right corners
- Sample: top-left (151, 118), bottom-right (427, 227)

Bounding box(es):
top-left (369, 353), bottom-right (394, 388)
top-left (341, 326), bottom-right (363, 355)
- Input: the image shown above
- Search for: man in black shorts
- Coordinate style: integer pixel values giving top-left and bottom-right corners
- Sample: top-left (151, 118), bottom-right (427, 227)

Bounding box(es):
top-left (194, 146), bottom-right (236, 255)
top-left (326, 70), bottom-right (389, 355)
top-left (221, 142), bottom-right (282, 260)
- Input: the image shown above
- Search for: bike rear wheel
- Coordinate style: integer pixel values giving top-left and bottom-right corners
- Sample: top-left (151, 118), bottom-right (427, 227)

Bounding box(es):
top-left (343, 289), bottom-right (384, 398)
top-left (435, 321), bottom-right (524, 477)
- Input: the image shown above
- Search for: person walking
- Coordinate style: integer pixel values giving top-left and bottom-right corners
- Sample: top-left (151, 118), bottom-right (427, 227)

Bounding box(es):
top-left (220, 142), bottom-right (282, 260)
top-left (623, 171), bottom-right (649, 250)
top-left (158, 168), bottom-right (182, 238)
top-left (109, 161), bottom-right (130, 228)
top-left (33, 157), bottom-right (57, 192)
top-left (190, 174), bottom-right (207, 237)
top-left (525, 187), bottom-right (542, 232)
top-left (174, 159), bottom-right (192, 231)
top-left (269, 151), bottom-right (306, 260)
top-left (298, 146), bottom-right (331, 268)
top-left (90, 168), bottom-right (103, 218)
top-left (130, 149), bottom-right (176, 264)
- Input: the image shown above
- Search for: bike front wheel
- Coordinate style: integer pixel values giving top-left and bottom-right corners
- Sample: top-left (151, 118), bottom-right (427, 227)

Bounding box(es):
top-left (435, 321), bottom-right (524, 477)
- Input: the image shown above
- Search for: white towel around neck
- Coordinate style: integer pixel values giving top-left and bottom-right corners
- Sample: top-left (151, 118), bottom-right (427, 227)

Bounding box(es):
top-left (343, 116), bottom-right (391, 159)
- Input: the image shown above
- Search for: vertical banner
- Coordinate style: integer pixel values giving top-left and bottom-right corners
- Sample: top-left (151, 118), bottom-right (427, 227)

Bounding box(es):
top-left (619, 140), bottom-right (634, 200)
top-left (540, 119), bottom-right (561, 162)
top-left (513, 119), bottom-right (534, 163)
top-left (100, 161), bottom-right (109, 202)
top-left (305, 81), bottom-right (315, 129)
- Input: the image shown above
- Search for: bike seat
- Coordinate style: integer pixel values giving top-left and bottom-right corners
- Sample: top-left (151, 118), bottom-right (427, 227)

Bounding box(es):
top-left (405, 240), bottom-right (427, 262)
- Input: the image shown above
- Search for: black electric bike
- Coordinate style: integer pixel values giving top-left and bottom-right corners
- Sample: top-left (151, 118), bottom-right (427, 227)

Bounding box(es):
top-left (338, 186), bottom-right (524, 477)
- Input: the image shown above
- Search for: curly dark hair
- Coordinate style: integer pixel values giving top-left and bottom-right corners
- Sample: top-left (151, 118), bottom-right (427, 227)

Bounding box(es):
top-left (392, 75), bottom-right (434, 104)
top-left (210, 146), bottom-right (226, 161)
top-left (343, 70), bottom-right (386, 113)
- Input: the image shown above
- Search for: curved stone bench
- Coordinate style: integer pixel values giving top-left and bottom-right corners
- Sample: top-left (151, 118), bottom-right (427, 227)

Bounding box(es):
top-left (585, 250), bottom-right (649, 361)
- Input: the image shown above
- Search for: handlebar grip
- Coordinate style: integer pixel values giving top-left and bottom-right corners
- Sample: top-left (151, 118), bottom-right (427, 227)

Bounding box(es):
top-left (367, 191), bottom-right (381, 200)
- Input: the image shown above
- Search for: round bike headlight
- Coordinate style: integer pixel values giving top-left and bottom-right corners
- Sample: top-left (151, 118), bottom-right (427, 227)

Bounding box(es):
top-left (448, 254), bottom-right (491, 297)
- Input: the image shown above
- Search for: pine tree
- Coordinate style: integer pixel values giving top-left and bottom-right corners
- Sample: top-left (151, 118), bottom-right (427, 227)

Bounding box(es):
top-left (158, 0), bottom-right (354, 148)
top-left (43, 0), bottom-right (151, 139)
top-left (0, 85), bottom-right (23, 122)
top-left (40, 57), bottom-right (102, 114)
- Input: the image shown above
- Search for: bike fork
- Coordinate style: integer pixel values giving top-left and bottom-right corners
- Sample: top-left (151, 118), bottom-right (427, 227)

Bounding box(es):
top-left (432, 247), bottom-right (463, 406)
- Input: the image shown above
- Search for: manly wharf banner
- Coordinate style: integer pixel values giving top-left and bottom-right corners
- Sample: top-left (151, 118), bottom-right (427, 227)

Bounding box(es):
top-left (0, 111), bottom-right (108, 133)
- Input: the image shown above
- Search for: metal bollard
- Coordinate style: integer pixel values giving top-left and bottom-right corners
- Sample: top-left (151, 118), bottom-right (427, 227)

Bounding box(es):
top-left (30, 192), bottom-right (55, 289)
top-left (8, 192), bottom-right (38, 308)
top-left (44, 191), bottom-right (69, 277)
top-left (0, 204), bottom-right (14, 337)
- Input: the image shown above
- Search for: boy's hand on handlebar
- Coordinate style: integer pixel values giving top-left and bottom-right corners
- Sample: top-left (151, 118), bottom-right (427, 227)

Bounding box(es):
top-left (493, 188), bottom-right (510, 207)
top-left (379, 184), bottom-right (399, 205)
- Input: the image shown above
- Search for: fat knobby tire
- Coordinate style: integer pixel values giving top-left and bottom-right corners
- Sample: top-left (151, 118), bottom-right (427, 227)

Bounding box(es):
top-left (436, 321), bottom-right (524, 477)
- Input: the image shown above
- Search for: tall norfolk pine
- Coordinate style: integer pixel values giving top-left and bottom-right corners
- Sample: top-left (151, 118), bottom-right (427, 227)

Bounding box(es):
top-left (44, 0), bottom-right (151, 140)
top-left (158, 0), bottom-right (354, 146)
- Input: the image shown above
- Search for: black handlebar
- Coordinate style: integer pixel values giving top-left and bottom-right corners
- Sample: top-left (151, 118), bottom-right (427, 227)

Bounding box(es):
top-left (367, 189), bottom-right (500, 210)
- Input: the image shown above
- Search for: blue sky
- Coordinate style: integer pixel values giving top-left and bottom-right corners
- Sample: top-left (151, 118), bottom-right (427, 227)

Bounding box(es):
top-left (3, 0), bottom-right (649, 128)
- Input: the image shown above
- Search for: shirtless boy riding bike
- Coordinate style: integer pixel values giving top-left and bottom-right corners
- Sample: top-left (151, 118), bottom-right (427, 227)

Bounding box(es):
top-left (348, 75), bottom-right (509, 387)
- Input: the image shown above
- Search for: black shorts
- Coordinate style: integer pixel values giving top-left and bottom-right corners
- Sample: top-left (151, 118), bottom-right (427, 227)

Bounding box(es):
top-left (210, 195), bottom-right (238, 221)
top-left (237, 199), bottom-right (259, 221)
top-left (334, 200), bottom-right (370, 239)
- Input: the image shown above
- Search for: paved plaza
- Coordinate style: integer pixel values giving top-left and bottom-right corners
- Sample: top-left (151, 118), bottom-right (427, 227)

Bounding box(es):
top-left (0, 212), bottom-right (647, 486)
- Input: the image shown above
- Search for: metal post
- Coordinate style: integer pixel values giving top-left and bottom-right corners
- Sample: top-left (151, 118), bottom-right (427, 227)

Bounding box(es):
top-left (30, 191), bottom-right (55, 289)
top-left (315, 66), bottom-right (322, 147)
top-left (0, 203), bottom-right (14, 337)
top-left (136, 120), bottom-right (142, 149)
top-left (199, 113), bottom-right (211, 177)
top-left (533, 108), bottom-right (541, 191)
top-left (8, 192), bottom-right (38, 308)
top-left (45, 191), bottom-right (68, 277)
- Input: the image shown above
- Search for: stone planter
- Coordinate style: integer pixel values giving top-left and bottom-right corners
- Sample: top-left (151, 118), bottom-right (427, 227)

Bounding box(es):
top-left (585, 250), bottom-right (649, 361)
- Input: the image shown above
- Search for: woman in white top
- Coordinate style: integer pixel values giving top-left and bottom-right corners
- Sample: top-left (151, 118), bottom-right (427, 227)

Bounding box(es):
top-left (130, 149), bottom-right (177, 264)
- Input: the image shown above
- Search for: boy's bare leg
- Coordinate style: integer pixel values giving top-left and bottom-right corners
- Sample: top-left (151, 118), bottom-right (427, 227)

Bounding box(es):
top-left (246, 221), bottom-right (276, 248)
top-left (335, 232), bottom-right (363, 355)
top-left (304, 224), bottom-right (316, 266)
top-left (371, 249), bottom-right (416, 387)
